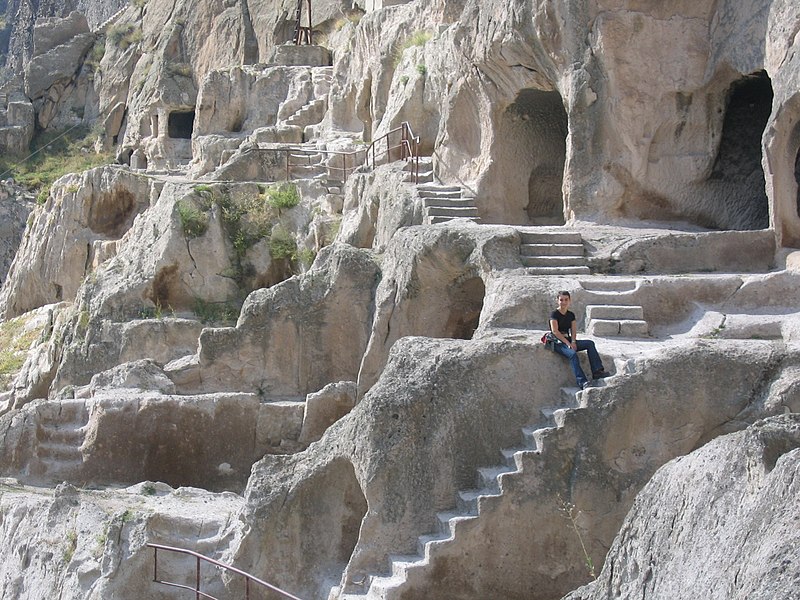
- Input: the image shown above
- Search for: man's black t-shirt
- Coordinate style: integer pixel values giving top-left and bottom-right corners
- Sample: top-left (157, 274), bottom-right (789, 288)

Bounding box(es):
top-left (550, 309), bottom-right (575, 340)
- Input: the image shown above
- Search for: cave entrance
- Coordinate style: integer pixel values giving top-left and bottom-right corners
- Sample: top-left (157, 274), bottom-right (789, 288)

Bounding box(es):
top-left (489, 88), bottom-right (568, 225)
top-left (444, 276), bottom-right (485, 340)
top-left (709, 71), bottom-right (773, 229)
top-left (168, 110), bottom-right (195, 139)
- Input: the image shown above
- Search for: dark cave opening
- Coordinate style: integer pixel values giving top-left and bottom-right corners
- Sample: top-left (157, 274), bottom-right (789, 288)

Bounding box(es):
top-left (168, 110), bottom-right (195, 139)
top-left (710, 71), bottom-right (773, 229)
top-left (444, 276), bottom-right (485, 340)
top-left (495, 88), bottom-right (568, 225)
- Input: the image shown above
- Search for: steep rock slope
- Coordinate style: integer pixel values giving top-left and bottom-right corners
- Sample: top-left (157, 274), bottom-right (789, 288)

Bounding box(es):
top-left (565, 414), bottom-right (800, 600)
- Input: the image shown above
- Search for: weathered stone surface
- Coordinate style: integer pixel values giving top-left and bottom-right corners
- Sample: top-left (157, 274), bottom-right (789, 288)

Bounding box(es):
top-left (0, 479), bottom-right (241, 600)
top-left (0, 182), bottom-right (35, 287)
top-left (564, 414), bottom-right (800, 600)
top-left (181, 242), bottom-right (380, 397)
top-left (0, 166), bottom-right (158, 320)
top-left (299, 380), bottom-right (356, 444)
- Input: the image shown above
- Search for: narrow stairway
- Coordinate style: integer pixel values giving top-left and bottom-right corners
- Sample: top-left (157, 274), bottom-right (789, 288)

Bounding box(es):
top-left (31, 399), bottom-right (90, 481)
top-left (418, 184), bottom-right (480, 225)
top-left (335, 389), bottom-right (583, 600)
top-left (580, 279), bottom-right (650, 337)
top-left (518, 230), bottom-right (589, 275)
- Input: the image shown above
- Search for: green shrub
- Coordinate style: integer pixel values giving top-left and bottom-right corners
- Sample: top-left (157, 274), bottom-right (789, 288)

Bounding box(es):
top-left (107, 24), bottom-right (142, 50)
top-left (269, 226), bottom-right (297, 260)
top-left (265, 183), bottom-right (300, 211)
top-left (132, 0), bottom-right (148, 7)
top-left (177, 199), bottom-right (209, 239)
top-left (392, 30), bottom-right (432, 66)
top-left (193, 298), bottom-right (239, 325)
top-left (416, 64), bottom-right (427, 77)
top-left (166, 62), bottom-right (193, 78)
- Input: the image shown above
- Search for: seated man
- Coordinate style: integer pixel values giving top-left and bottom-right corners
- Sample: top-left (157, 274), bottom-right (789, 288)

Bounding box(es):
top-left (548, 290), bottom-right (610, 390)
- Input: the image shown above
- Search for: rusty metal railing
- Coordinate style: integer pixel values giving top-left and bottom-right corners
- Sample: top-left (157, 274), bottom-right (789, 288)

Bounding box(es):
top-left (270, 121), bottom-right (421, 186)
top-left (148, 543), bottom-right (304, 600)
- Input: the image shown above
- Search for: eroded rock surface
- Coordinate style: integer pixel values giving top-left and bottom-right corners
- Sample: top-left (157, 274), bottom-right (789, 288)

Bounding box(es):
top-left (565, 414), bottom-right (800, 600)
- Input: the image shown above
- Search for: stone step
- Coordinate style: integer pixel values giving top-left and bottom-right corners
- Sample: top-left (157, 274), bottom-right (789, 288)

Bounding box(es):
top-left (418, 189), bottom-right (462, 200)
top-left (476, 465), bottom-right (514, 490)
top-left (587, 318), bottom-right (650, 337)
top-left (388, 554), bottom-right (424, 579)
top-left (521, 255), bottom-right (587, 268)
top-left (429, 215), bottom-right (481, 225)
top-left (579, 278), bottom-right (637, 292)
top-left (416, 184), bottom-right (460, 193)
top-left (421, 197), bottom-right (473, 208)
top-left (37, 442), bottom-right (83, 461)
top-left (519, 231), bottom-right (582, 244)
top-left (36, 399), bottom-right (89, 424)
top-left (39, 424), bottom-right (86, 444)
top-left (456, 489), bottom-right (481, 514)
top-left (416, 532), bottom-right (450, 558)
top-left (426, 206), bottom-right (479, 218)
top-left (525, 266), bottom-right (591, 276)
top-left (531, 426), bottom-right (556, 452)
top-left (520, 243), bottom-right (584, 257)
top-left (586, 304), bottom-right (644, 320)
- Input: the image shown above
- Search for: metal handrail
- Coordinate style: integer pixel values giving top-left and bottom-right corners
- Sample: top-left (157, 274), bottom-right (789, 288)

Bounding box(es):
top-left (148, 543), bottom-right (304, 600)
top-left (264, 121), bottom-right (421, 186)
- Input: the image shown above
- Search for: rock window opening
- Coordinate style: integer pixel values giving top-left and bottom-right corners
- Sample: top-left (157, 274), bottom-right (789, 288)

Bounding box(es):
top-left (709, 71), bottom-right (773, 229)
top-left (444, 276), bottom-right (485, 340)
top-left (168, 111), bottom-right (195, 139)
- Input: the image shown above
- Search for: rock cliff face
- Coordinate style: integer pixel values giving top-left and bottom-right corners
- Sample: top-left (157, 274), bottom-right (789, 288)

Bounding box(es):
top-left (0, 1), bottom-right (798, 600)
top-left (565, 414), bottom-right (800, 600)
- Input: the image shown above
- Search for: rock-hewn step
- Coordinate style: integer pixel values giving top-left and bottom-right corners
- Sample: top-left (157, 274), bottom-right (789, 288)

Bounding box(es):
top-left (521, 243), bottom-right (584, 257)
top-left (579, 278), bottom-right (638, 292)
top-left (517, 230), bottom-right (587, 273)
top-left (426, 206), bottom-right (479, 218)
top-left (519, 230), bottom-right (583, 244)
top-left (586, 304), bottom-right (644, 320)
top-left (588, 318), bottom-right (650, 337)
top-left (522, 255), bottom-right (587, 268)
top-left (525, 266), bottom-right (591, 275)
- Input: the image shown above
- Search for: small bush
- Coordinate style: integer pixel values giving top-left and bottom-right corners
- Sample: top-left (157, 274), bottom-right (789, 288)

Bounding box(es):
top-left (416, 64), bottom-right (427, 77)
top-left (166, 62), bottom-right (193, 78)
top-left (177, 199), bottom-right (209, 239)
top-left (132, 0), bottom-right (148, 7)
top-left (107, 24), bottom-right (142, 50)
top-left (269, 226), bottom-right (297, 260)
top-left (193, 298), bottom-right (239, 325)
top-left (63, 531), bottom-right (78, 563)
top-left (392, 30), bottom-right (432, 66)
top-left (265, 183), bottom-right (300, 211)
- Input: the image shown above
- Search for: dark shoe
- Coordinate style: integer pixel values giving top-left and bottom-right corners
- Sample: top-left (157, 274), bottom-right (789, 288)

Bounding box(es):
top-left (592, 370), bottom-right (611, 379)
top-left (580, 381), bottom-right (591, 390)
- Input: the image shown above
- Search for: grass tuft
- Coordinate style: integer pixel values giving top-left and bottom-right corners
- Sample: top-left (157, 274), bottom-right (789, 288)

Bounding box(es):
top-left (0, 127), bottom-right (113, 201)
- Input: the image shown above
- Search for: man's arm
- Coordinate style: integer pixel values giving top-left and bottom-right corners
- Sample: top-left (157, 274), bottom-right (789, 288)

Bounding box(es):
top-left (550, 319), bottom-right (572, 345)
top-left (570, 320), bottom-right (578, 350)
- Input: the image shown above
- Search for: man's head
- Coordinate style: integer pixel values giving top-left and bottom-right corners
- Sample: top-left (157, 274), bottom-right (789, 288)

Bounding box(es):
top-left (557, 290), bottom-right (571, 308)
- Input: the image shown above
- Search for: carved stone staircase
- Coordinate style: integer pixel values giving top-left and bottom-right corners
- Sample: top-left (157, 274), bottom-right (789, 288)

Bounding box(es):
top-left (418, 184), bottom-right (479, 225)
top-left (581, 279), bottom-right (650, 337)
top-left (519, 230), bottom-right (590, 275)
top-left (31, 399), bottom-right (90, 481)
top-left (334, 387), bottom-right (586, 600)
top-left (284, 67), bottom-right (334, 132)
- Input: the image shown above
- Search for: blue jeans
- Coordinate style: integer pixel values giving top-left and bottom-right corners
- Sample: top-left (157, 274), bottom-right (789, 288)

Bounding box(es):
top-left (553, 339), bottom-right (604, 387)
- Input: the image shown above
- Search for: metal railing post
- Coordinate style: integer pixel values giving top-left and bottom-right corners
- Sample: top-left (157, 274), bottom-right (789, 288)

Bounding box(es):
top-left (153, 547), bottom-right (158, 582)
top-left (196, 555), bottom-right (201, 600)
